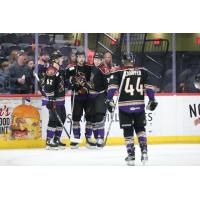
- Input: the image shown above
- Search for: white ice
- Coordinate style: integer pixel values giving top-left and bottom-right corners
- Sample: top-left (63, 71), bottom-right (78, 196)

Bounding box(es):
top-left (0, 144), bottom-right (200, 166)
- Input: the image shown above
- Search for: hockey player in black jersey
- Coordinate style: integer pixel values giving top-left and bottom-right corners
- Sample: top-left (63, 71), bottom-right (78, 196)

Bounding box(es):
top-left (44, 50), bottom-right (66, 150)
top-left (65, 51), bottom-right (93, 149)
top-left (107, 53), bottom-right (158, 165)
top-left (88, 52), bottom-right (108, 149)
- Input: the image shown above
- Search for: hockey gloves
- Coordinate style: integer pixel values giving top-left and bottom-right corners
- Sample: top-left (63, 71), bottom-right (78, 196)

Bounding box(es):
top-left (46, 100), bottom-right (56, 110)
top-left (146, 100), bottom-right (158, 111)
top-left (106, 99), bottom-right (115, 113)
top-left (71, 83), bottom-right (81, 92)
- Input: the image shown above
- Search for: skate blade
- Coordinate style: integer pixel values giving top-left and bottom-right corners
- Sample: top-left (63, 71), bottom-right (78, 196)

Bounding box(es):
top-left (96, 146), bottom-right (104, 150)
top-left (142, 160), bottom-right (147, 165)
top-left (70, 146), bottom-right (79, 149)
top-left (58, 146), bottom-right (66, 150)
top-left (86, 144), bottom-right (97, 150)
top-left (46, 146), bottom-right (59, 150)
top-left (141, 154), bottom-right (148, 165)
top-left (126, 160), bottom-right (135, 166)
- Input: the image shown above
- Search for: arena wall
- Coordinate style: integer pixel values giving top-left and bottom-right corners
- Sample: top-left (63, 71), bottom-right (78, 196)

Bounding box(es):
top-left (1, 94), bottom-right (200, 149)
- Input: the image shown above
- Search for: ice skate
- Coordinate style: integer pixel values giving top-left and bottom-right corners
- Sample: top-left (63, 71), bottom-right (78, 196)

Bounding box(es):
top-left (46, 138), bottom-right (59, 150)
top-left (54, 136), bottom-right (66, 150)
top-left (125, 143), bottom-right (135, 166)
top-left (125, 154), bottom-right (135, 166)
top-left (96, 138), bottom-right (104, 149)
top-left (86, 137), bottom-right (97, 149)
top-left (70, 141), bottom-right (79, 149)
top-left (141, 149), bottom-right (148, 165)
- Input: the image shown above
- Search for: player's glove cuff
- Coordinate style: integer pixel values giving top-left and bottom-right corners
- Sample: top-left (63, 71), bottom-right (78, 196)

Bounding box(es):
top-left (106, 99), bottom-right (115, 113)
top-left (71, 83), bottom-right (81, 92)
top-left (46, 99), bottom-right (56, 110)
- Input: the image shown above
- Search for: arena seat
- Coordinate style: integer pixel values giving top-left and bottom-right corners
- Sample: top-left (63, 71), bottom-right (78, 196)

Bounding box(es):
top-left (18, 34), bottom-right (34, 44)
top-left (39, 34), bottom-right (50, 45)
top-left (59, 46), bottom-right (72, 56)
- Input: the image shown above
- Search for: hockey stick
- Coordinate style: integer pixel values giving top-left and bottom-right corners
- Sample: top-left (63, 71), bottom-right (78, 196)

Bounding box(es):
top-left (69, 90), bottom-right (75, 135)
top-left (34, 72), bottom-right (82, 143)
top-left (104, 70), bottom-right (127, 146)
top-left (142, 67), bottom-right (162, 79)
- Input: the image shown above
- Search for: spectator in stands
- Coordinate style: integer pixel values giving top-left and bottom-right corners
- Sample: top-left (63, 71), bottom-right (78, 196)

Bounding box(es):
top-left (38, 51), bottom-right (49, 73)
top-left (103, 51), bottom-right (119, 72)
top-left (27, 57), bottom-right (35, 93)
top-left (103, 51), bottom-right (112, 68)
top-left (27, 57), bottom-right (35, 70)
top-left (36, 51), bottom-right (50, 94)
top-left (8, 50), bottom-right (33, 94)
top-left (67, 51), bottom-right (77, 67)
top-left (0, 58), bottom-right (10, 93)
top-left (9, 50), bottom-right (18, 65)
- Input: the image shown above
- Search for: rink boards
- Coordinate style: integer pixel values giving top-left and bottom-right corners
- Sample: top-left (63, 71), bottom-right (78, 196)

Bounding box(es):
top-left (1, 94), bottom-right (200, 148)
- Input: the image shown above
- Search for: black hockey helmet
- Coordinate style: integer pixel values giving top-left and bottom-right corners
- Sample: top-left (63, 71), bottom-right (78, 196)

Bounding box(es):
top-left (194, 73), bottom-right (200, 89)
top-left (94, 52), bottom-right (103, 59)
top-left (50, 50), bottom-right (63, 62)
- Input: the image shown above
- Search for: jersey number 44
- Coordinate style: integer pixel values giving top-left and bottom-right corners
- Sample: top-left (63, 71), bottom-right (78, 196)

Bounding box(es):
top-left (124, 77), bottom-right (144, 96)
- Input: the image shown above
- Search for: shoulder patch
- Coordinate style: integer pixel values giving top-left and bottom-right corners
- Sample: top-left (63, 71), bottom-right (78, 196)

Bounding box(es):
top-left (68, 66), bottom-right (75, 71)
top-left (67, 63), bottom-right (76, 68)
top-left (46, 66), bottom-right (57, 76)
top-left (99, 65), bottom-right (111, 75)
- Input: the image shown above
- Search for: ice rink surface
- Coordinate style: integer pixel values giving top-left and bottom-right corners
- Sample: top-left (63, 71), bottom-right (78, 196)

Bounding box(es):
top-left (0, 144), bottom-right (200, 166)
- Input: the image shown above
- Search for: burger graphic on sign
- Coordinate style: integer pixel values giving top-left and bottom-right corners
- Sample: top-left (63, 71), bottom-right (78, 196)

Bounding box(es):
top-left (11, 105), bottom-right (41, 140)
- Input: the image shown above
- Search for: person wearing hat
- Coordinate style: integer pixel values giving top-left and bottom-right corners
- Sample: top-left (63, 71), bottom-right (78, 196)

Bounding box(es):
top-left (8, 50), bottom-right (33, 94)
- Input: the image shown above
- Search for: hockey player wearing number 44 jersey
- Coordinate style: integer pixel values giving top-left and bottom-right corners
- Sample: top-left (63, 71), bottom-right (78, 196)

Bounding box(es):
top-left (107, 53), bottom-right (158, 166)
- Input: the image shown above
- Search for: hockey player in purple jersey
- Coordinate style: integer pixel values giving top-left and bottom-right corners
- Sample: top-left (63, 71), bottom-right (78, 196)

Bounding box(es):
top-left (106, 52), bottom-right (158, 165)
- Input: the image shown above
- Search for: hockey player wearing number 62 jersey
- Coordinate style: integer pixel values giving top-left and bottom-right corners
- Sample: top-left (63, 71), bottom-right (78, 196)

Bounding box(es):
top-left (106, 53), bottom-right (158, 166)
top-left (44, 50), bottom-right (66, 150)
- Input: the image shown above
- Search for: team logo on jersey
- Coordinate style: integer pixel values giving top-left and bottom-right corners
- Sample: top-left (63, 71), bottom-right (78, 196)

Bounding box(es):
top-left (110, 75), bottom-right (114, 79)
top-left (130, 107), bottom-right (140, 111)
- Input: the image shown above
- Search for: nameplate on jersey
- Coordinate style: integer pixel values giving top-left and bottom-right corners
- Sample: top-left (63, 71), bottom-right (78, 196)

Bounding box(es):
top-left (125, 70), bottom-right (141, 76)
